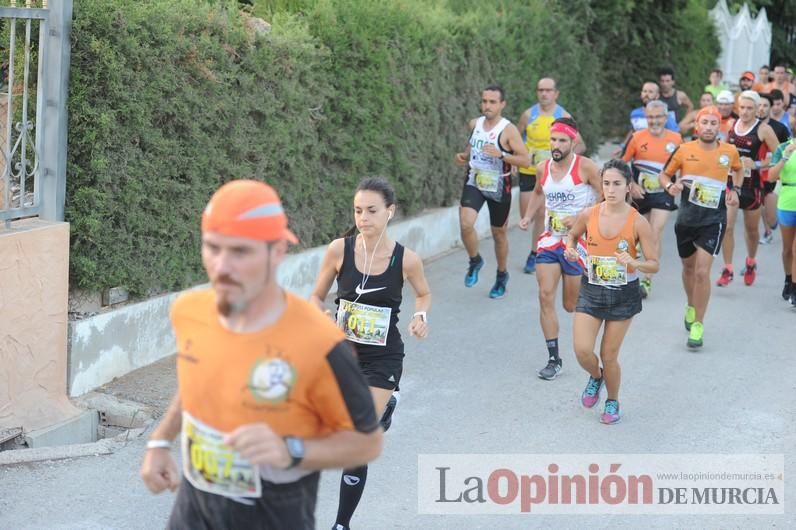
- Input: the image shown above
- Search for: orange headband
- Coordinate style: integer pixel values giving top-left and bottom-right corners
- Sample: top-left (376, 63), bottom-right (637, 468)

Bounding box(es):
top-left (696, 105), bottom-right (721, 123)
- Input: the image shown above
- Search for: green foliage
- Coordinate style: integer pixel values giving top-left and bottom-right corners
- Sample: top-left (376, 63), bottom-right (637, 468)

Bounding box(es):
top-left (67, 0), bottom-right (720, 296)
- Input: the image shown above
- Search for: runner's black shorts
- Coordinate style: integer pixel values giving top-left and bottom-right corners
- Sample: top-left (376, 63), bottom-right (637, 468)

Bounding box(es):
top-left (167, 472), bottom-right (320, 530)
top-left (633, 191), bottom-right (677, 215)
top-left (739, 186), bottom-right (762, 210)
top-left (518, 173), bottom-right (536, 192)
top-left (359, 352), bottom-right (404, 391)
top-left (674, 222), bottom-right (726, 258)
top-left (762, 181), bottom-right (776, 196)
top-left (460, 184), bottom-right (511, 227)
top-left (576, 276), bottom-right (642, 321)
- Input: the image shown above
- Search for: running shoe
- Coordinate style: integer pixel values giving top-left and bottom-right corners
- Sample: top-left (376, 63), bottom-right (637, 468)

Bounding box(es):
top-left (684, 304), bottom-right (696, 331)
top-left (759, 229), bottom-right (774, 245)
top-left (524, 251), bottom-right (537, 274)
top-left (716, 267), bottom-right (733, 287)
top-left (537, 358), bottom-right (562, 380)
top-left (581, 374), bottom-right (604, 408)
top-left (600, 400), bottom-right (621, 424)
top-left (639, 278), bottom-right (652, 299)
top-left (742, 257), bottom-right (757, 286)
top-left (791, 292), bottom-right (796, 308)
top-left (464, 256), bottom-right (484, 287)
top-left (489, 271), bottom-right (509, 299)
top-left (687, 321), bottom-right (704, 349)
top-left (783, 281), bottom-right (793, 301)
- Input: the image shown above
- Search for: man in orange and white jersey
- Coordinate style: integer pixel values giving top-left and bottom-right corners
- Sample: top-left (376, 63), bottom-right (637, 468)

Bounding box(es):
top-left (622, 100), bottom-right (683, 298)
top-left (659, 106), bottom-right (743, 350)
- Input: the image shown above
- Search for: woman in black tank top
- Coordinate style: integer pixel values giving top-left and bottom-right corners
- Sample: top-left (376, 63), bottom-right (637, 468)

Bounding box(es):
top-left (310, 178), bottom-right (431, 530)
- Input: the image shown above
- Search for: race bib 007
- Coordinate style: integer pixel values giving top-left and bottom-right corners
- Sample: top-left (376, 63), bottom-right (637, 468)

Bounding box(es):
top-left (640, 171), bottom-right (662, 193)
top-left (588, 256), bottom-right (628, 286)
top-left (473, 168), bottom-right (500, 193)
top-left (337, 299), bottom-right (391, 346)
top-left (181, 411), bottom-right (261, 499)
top-left (688, 179), bottom-right (723, 209)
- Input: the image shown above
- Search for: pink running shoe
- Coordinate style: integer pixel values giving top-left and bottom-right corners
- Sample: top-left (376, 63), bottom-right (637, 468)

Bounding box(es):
top-left (581, 375), bottom-right (604, 408)
top-left (600, 400), bottom-right (621, 424)
top-left (716, 267), bottom-right (733, 287)
top-left (742, 257), bottom-right (757, 286)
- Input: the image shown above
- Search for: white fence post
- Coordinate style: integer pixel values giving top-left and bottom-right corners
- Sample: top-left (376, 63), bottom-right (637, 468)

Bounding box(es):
top-left (710, 0), bottom-right (772, 81)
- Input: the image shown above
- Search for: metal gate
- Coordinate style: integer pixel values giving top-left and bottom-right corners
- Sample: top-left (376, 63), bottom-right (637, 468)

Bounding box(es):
top-left (0, 0), bottom-right (71, 223)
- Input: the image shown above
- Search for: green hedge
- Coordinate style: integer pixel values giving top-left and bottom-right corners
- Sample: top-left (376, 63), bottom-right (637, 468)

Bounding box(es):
top-left (67, 0), bottom-right (719, 296)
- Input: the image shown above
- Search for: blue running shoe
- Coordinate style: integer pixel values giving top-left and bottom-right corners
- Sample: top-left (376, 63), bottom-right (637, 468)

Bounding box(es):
top-left (524, 251), bottom-right (537, 274)
top-left (489, 271), bottom-right (509, 299)
top-left (465, 256), bottom-right (484, 287)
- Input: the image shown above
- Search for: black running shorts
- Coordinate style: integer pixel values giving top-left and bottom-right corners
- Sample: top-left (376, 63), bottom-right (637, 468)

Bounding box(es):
top-left (460, 184), bottom-right (511, 227)
top-left (167, 473), bottom-right (320, 530)
top-left (359, 353), bottom-right (404, 391)
top-left (518, 173), bottom-right (536, 192)
top-left (674, 222), bottom-right (726, 258)
top-left (633, 191), bottom-right (677, 215)
top-left (762, 181), bottom-right (776, 196)
top-left (739, 186), bottom-right (762, 211)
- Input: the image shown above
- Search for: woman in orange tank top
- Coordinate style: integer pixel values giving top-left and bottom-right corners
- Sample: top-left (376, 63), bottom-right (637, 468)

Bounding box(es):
top-left (564, 160), bottom-right (660, 424)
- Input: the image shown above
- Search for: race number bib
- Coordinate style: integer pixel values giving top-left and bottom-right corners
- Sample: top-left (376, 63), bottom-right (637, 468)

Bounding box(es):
top-left (588, 256), bottom-right (628, 286)
top-left (337, 299), bottom-right (391, 346)
top-left (532, 148), bottom-right (552, 165)
top-left (640, 171), bottom-right (662, 193)
top-left (182, 411), bottom-right (261, 499)
top-left (547, 210), bottom-right (570, 235)
top-left (688, 180), bottom-right (723, 209)
top-left (473, 168), bottom-right (500, 193)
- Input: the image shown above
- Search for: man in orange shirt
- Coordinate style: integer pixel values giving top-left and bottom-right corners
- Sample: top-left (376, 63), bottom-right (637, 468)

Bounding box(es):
top-left (622, 100), bottom-right (683, 298)
top-left (659, 106), bottom-right (743, 349)
top-left (140, 180), bottom-right (382, 529)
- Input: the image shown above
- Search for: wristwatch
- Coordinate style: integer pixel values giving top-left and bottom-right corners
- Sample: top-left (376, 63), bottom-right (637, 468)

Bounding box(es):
top-left (732, 185), bottom-right (742, 194)
top-left (665, 182), bottom-right (674, 191)
top-left (499, 151), bottom-right (506, 160)
top-left (284, 436), bottom-right (305, 469)
top-left (413, 311), bottom-right (427, 322)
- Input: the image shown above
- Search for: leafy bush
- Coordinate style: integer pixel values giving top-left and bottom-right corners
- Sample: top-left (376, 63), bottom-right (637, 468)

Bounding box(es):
top-left (67, 0), bottom-right (719, 296)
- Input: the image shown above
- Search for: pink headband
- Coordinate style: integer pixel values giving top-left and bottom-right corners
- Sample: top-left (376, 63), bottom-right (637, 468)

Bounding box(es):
top-left (550, 122), bottom-right (578, 140)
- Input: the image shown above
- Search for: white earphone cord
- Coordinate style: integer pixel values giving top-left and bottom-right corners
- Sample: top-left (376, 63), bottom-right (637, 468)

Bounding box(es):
top-left (354, 219), bottom-right (388, 304)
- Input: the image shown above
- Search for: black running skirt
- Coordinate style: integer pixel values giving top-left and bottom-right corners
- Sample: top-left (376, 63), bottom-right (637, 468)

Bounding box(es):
top-left (576, 276), bottom-right (642, 321)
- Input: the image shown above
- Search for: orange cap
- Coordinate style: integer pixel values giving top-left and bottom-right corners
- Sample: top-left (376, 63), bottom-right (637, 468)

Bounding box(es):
top-left (201, 180), bottom-right (298, 244)
top-left (740, 70), bottom-right (755, 81)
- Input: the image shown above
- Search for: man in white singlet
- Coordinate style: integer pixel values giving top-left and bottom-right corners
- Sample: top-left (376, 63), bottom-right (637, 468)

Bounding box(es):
top-left (455, 84), bottom-right (530, 299)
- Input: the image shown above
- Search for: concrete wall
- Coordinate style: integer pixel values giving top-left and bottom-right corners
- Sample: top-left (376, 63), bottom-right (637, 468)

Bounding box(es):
top-left (68, 190), bottom-right (522, 396)
top-left (0, 220), bottom-right (81, 431)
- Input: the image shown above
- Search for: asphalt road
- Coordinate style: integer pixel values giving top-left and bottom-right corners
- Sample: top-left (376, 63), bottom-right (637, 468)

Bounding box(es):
top-left (1, 218), bottom-right (794, 529)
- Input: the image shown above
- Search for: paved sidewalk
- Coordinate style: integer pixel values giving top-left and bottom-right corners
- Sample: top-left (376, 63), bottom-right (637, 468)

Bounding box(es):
top-left (1, 218), bottom-right (794, 529)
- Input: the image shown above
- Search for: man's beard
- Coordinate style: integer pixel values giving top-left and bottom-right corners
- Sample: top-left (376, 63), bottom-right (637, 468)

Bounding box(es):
top-left (699, 131), bottom-right (717, 143)
top-left (217, 296), bottom-right (245, 317)
top-left (551, 149), bottom-right (567, 161)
